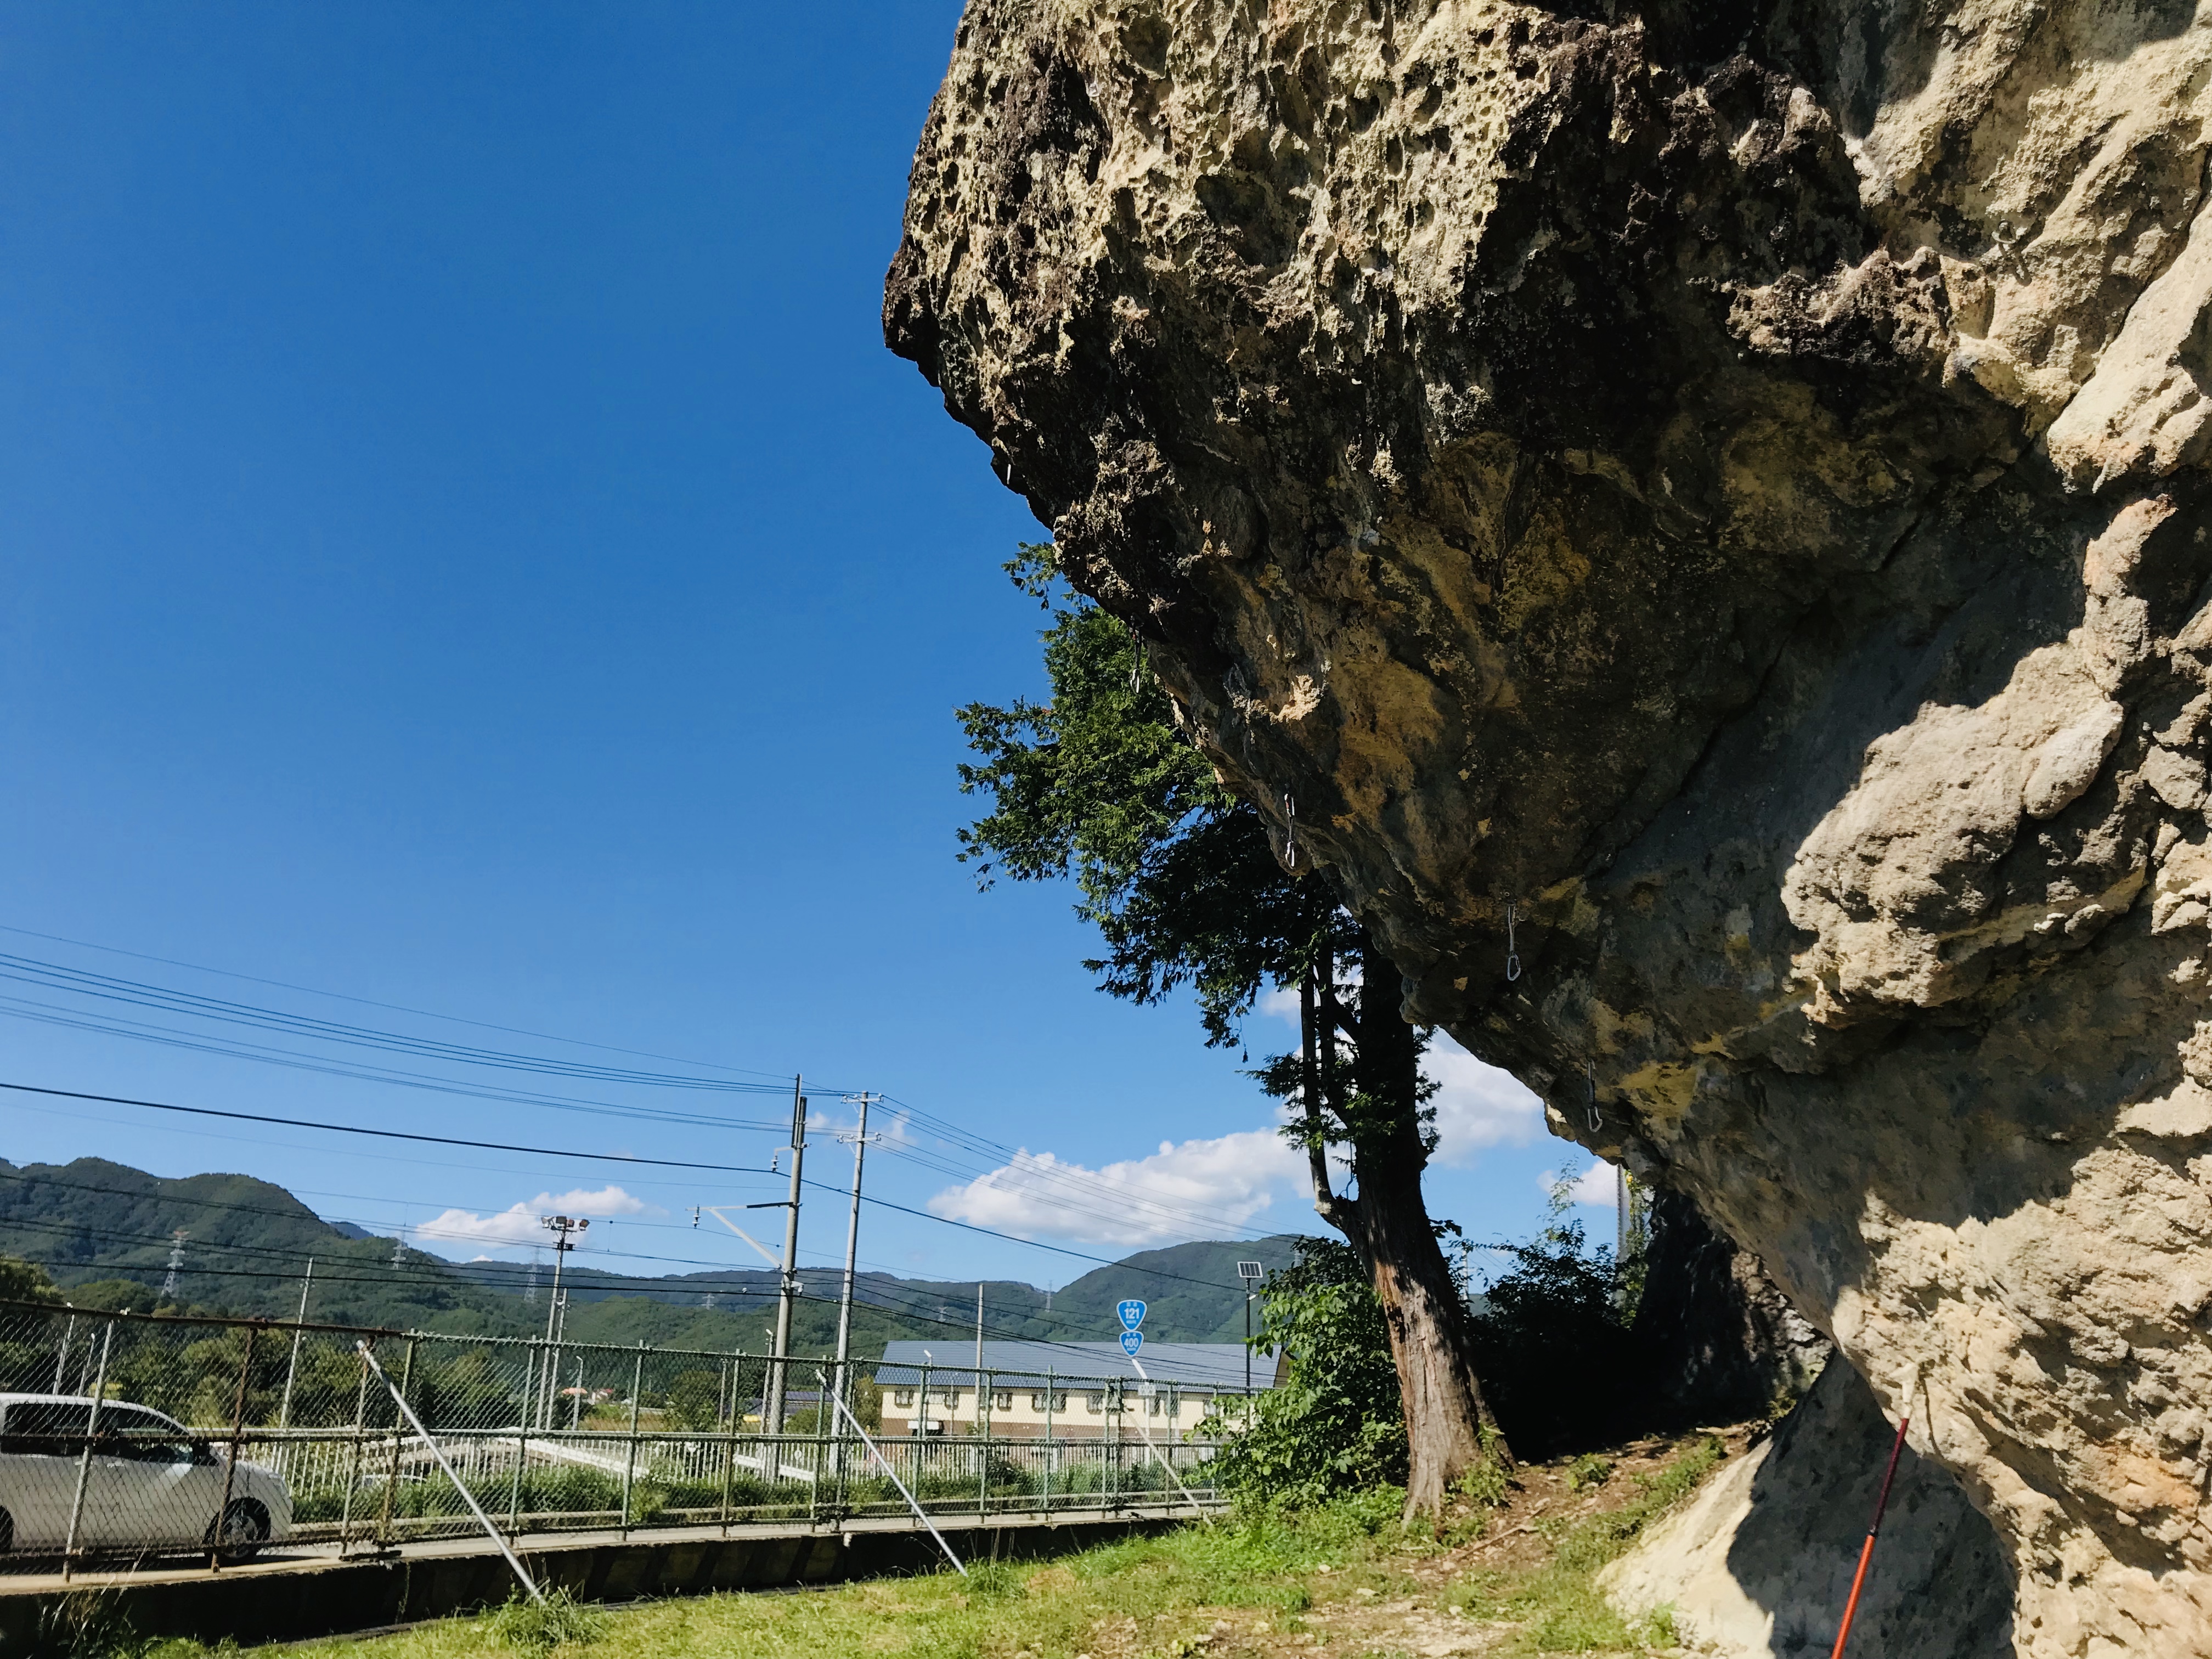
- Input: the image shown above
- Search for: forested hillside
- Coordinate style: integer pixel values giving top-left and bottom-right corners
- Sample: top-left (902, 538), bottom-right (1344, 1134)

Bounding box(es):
top-left (0, 1156), bottom-right (1307, 1354)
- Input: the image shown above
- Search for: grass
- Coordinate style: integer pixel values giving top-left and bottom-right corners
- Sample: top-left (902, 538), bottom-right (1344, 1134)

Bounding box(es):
top-left (79, 1438), bottom-right (1725, 1659)
top-left (1448, 1434), bottom-right (1723, 1653)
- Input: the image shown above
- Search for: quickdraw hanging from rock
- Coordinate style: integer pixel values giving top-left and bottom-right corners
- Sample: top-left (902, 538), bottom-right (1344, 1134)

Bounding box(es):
top-left (1283, 794), bottom-right (1298, 868)
top-left (1505, 901), bottom-right (1521, 983)
top-left (1586, 1062), bottom-right (1601, 1134)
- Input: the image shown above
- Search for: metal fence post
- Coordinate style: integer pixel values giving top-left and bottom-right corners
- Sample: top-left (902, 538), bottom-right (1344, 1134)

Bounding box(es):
top-left (338, 1345), bottom-right (373, 1556)
top-left (52, 1312), bottom-right (75, 1394)
top-left (210, 1324), bottom-right (258, 1572)
top-left (978, 1366), bottom-right (990, 1521)
top-left (718, 1350), bottom-right (740, 1531)
top-left (376, 1336), bottom-right (416, 1550)
top-left (620, 1344), bottom-right (644, 1537)
top-left (509, 1342), bottom-right (534, 1537)
top-left (60, 1319), bottom-right (114, 1582)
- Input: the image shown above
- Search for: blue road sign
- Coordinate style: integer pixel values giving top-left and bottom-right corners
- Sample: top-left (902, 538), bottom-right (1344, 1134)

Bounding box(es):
top-left (1117, 1299), bottom-right (1147, 1331)
top-left (1120, 1329), bottom-right (1144, 1357)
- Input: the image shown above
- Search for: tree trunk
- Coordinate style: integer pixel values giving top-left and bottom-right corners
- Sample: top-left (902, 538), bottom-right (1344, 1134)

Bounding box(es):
top-left (1300, 931), bottom-right (1511, 1515)
top-left (1336, 1140), bottom-right (1507, 1514)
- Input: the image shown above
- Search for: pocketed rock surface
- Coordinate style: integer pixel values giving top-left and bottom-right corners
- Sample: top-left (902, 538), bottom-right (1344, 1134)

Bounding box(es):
top-left (886, 2), bottom-right (2212, 1651)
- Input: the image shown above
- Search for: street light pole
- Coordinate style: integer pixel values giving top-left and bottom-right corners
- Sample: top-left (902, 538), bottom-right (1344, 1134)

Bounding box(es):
top-left (1237, 1260), bottom-right (1265, 1413)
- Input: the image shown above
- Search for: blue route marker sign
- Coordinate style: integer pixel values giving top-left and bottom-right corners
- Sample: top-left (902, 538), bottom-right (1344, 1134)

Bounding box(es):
top-left (1117, 1300), bottom-right (1147, 1331)
top-left (1120, 1329), bottom-right (1144, 1357)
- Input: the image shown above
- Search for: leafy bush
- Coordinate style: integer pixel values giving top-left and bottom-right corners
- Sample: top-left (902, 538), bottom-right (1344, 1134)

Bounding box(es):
top-left (1209, 1238), bottom-right (1406, 1506)
top-left (1466, 1171), bottom-right (1650, 1460)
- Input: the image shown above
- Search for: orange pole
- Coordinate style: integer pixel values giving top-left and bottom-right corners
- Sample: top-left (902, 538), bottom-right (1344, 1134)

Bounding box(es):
top-left (1830, 1408), bottom-right (1913, 1658)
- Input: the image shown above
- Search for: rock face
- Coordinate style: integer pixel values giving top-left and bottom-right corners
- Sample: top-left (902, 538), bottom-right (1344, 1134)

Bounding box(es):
top-left (1603, 1358), bottom-right (2016, 1657)
top-left (886, 2), bottom-right (2212, 1652)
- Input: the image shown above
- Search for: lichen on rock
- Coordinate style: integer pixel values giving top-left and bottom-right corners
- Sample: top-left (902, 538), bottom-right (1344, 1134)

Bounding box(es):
top-left (888, 2), bottom-right (2212, 1652)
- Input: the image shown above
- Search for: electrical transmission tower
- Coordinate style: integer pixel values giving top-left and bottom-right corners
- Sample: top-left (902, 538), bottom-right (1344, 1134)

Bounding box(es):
top-left (160, 1229), bottom-right (189, 1300)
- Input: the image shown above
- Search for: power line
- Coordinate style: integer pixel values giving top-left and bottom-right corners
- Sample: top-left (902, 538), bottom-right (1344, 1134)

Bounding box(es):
top-left (4, 928), bottom-right (1288, 1244)
top-left (0, 1082), bottom-right (769, 1175)
top-left (0, 922), bottom-right (798, 1081)
top-left (0, 996), bottom-right (793, 1131)
top-left (0, 953), bottom-right (800, 1093)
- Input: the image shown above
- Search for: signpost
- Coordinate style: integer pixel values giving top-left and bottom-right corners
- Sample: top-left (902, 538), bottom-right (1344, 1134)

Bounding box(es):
top-left (1118, 1299), bottom-right (1146, 1358)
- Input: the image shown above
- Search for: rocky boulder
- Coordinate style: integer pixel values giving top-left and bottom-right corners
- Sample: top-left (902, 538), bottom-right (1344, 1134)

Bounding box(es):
top-left (887, 1), bottom-right (2212, 1651)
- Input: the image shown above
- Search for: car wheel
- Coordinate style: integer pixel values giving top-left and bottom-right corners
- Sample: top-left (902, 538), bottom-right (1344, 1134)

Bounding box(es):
top-left (212, 1499), bottom-right (269, 1561)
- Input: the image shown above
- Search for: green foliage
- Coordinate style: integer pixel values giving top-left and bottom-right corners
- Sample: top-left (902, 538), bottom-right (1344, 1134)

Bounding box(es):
top-left (487, 1588), bottom-right (606, 1652)
top-left (1466, 1171), bottom-right (1647, 1460)
top-left (1566, 1454), bottom-right (1612, 1491)
top-left (960, 1560), bottom-right (1024, 1601)
top-left (663, 1368), bottom-right (721, 1430)
top-left (1210, 1238), bottom-right (1406, 1505)
top-left (957, 544), bottom-right (1330, 1047)
top-left (0, 1253), bottom-right (62, 1304)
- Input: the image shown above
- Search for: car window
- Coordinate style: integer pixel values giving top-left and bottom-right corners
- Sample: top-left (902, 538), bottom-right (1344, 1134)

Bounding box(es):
top-left (1, 1402), bottom-right (92, 1455)
top-left (100, 1406), bottom-right (199, 1464)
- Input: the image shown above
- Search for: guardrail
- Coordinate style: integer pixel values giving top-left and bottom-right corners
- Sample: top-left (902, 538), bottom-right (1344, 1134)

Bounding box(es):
top-left (0, 1300), bottom-right (1245, 1576)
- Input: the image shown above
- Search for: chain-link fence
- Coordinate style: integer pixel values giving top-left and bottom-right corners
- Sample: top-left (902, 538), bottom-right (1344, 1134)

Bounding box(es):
top-left (0, 1300), bottom-right (1241, 1576)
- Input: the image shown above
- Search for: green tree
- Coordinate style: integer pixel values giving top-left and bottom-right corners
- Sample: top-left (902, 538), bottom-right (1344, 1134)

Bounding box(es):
top-left (665, 1369), bottom-right (723, 1431)
top-left (0, 1255), bottom-right (61, 1305)
top-left (960, 546), bottom-right (1508, 1513)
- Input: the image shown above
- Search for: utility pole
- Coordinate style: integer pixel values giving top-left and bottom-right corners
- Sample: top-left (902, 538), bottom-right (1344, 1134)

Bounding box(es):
top-left (160, 1231), bottom-right (189, 1301)
top-left (278, 1258), bottom-right (315, 1430)
top-left (831, 1092), bottom-right (878, 1431)
top-left (974, 1282), bottom-right (984, 1427)
top-left (540, 1215), bottom-right (589, 1429)
top-left (764, 1076), bottom-right (805, 1438)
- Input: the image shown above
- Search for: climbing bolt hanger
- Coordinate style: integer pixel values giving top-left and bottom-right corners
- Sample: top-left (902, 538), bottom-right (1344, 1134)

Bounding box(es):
top-left (1586, 1062), bottom-right (1601, 1133)
top-left (1505, 901), bottom-right (1521, 983)
top-left (1283, 795), bottom-right (1298, 868)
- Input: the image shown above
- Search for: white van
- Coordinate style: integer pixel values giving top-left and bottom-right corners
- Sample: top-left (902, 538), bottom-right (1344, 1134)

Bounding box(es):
top-left (0, 1393), bottom-right (293, 1558)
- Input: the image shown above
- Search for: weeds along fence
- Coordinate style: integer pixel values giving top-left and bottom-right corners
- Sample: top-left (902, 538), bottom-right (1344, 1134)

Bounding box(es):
top-left (0, 1300), bottom-right (1240, 1573)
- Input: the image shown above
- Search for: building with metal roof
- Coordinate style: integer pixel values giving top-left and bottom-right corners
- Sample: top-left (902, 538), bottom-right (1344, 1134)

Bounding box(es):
top-left (874, 1340), bottom-right (1280, 1438)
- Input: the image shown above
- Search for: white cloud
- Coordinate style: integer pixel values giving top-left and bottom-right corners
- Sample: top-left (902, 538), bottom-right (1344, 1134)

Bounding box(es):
top-left (1426, 1034), bottom-right (1543, 1163)
top-left (412, 1186), bottom-right (650, 1251)
top-left (927, 1130), bottom-right (1311, 1248)
top-left (1539, 1164), bottom-right (1618, 1209)
top-left (1251, 991), bottom-right (1541, 1165)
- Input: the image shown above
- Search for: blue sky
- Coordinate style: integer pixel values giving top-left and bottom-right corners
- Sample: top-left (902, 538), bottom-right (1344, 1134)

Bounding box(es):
top-left (0, 3), bottom-right (1602, 1308)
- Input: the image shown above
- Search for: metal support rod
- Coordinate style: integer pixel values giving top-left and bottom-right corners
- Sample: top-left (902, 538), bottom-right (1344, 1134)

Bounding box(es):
top-left (278, 1258), bottom-right (315, 1430)
top-left (60, 1321), bottom-right (114, 1581)
top-left (358, 1342), bottom-right (545, 1605)
top-left (210, 1323), bottom-right (257, 1571)
top-left (1128, 1359), bottom-right (1211, 1523)
top-left (819, 1370), bottom-right (964, 1577)
top-left (377, 1337), bottom-right (416, 1550)
top-left (765, 1075), bottom-right (805, 1436)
